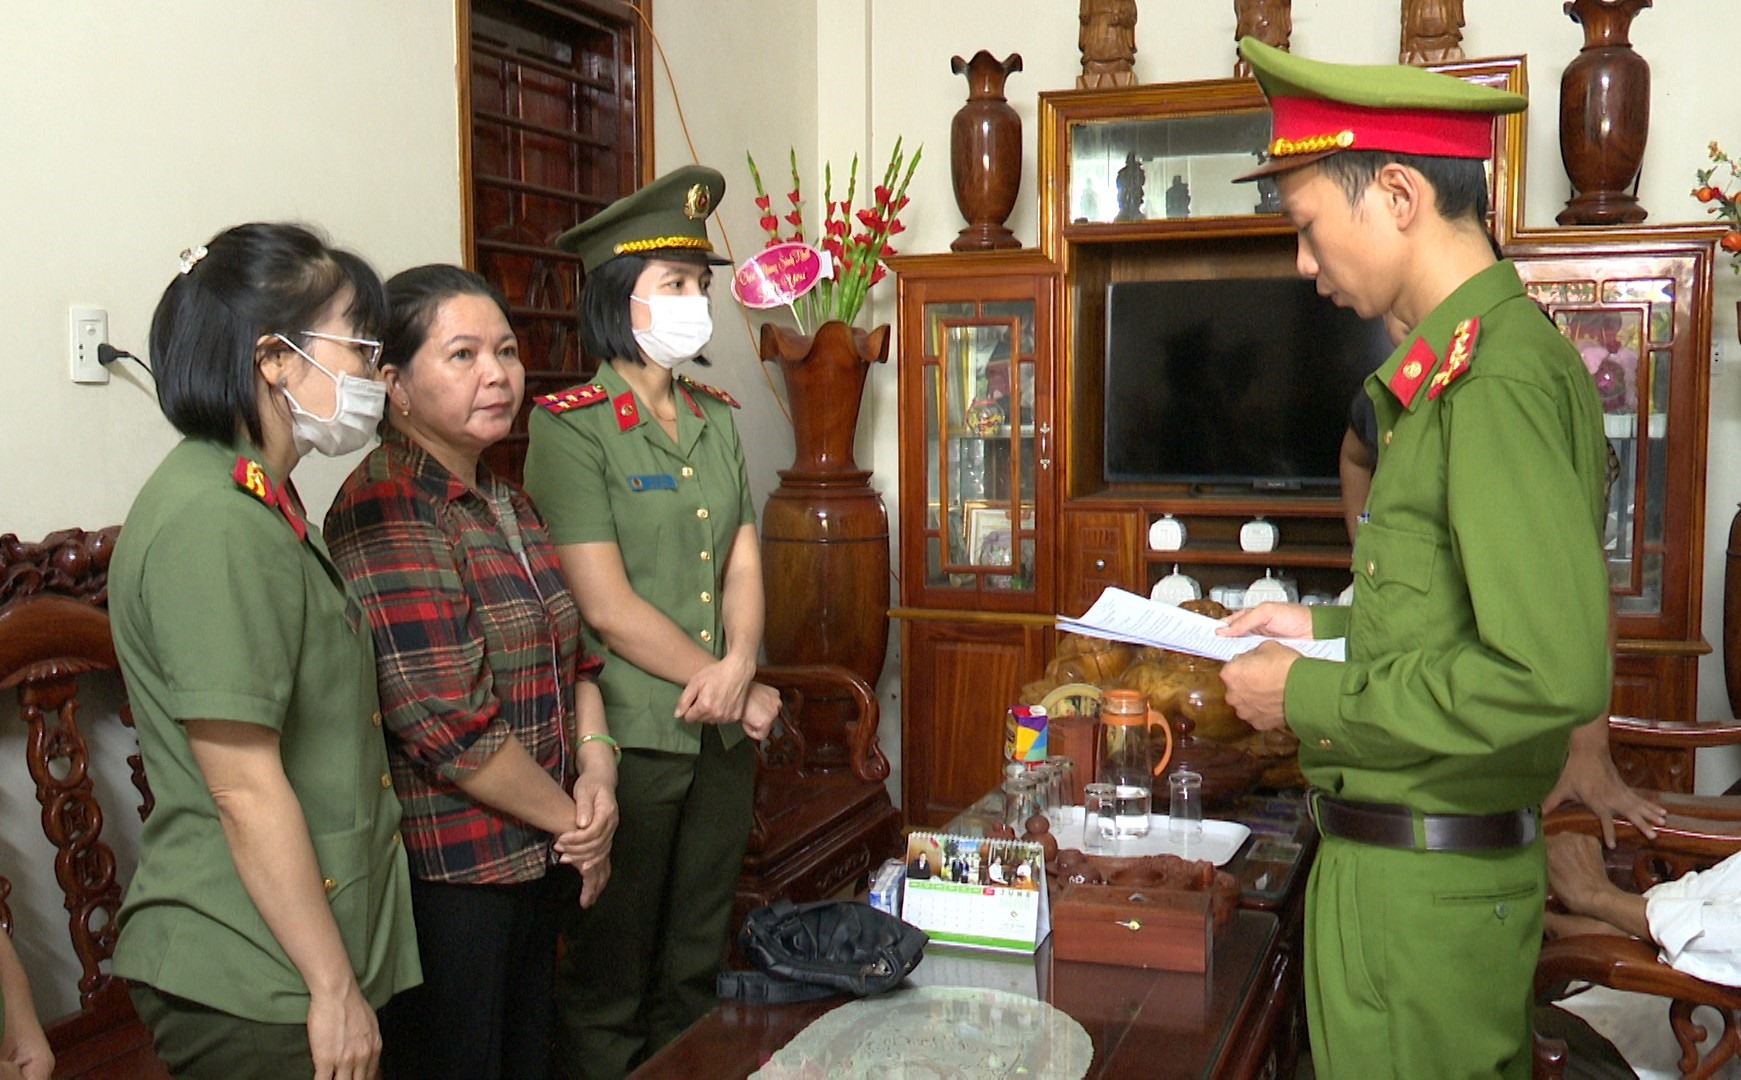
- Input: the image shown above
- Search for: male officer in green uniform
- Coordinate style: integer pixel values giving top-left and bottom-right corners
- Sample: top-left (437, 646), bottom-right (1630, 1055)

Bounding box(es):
top-left (1219, 39), bottom-right (1612, 1080)
top-left (524, 165), bottom-right (779, 1078)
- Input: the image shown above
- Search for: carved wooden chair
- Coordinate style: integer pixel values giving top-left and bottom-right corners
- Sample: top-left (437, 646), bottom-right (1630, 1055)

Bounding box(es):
top-left (1533, 793), bottom-right (1741, 1080)
top-left (733, 664), bottom-right (904, 935)
top-left (0, 527), bottom-right (169, 1079)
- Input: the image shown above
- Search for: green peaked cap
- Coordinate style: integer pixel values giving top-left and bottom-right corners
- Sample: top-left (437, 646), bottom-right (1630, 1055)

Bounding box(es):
top-left (1238, 38), bottom-right (1526, 114)
top-left (556, 164), bottom-right (730, 275)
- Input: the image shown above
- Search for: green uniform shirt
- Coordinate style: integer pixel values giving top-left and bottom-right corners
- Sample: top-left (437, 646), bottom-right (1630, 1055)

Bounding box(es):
top-left (523, 363), bottom-right (757, 755)
top-left (109, 437), bottom-right (421, 1023)
top-left (1284, 261), bottom-right (1612, 814)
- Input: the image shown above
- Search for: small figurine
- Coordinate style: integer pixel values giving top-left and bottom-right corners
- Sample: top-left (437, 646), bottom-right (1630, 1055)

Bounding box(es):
top-left (1233, 0), bottom-right (1292, 77)
top-left (1165, 174), bottom-right (1191, 219)
top-left (1115, 152), bottom-right (1147, 221)
top-left (1078, 0), bottom-right (1139, 89)
top-left (1400, 0), bottom-right (1465, 64)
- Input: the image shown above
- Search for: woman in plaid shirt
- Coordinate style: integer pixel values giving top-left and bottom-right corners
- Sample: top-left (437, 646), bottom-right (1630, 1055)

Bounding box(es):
top-left (324, 266), bottom-right (618, 1080)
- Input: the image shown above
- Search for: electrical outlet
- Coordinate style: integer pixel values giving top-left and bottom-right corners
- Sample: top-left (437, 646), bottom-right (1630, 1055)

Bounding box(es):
top-left (68, 306), bottom-right (110, 384)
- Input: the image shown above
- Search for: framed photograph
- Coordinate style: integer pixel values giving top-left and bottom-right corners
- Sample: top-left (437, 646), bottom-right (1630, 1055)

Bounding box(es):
top-left (967, 506), bottom-right (1014, 568)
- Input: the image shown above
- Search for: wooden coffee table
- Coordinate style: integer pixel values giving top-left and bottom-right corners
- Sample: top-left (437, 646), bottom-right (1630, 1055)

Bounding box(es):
top-left (632, 792), bottom-right (1317, 1079)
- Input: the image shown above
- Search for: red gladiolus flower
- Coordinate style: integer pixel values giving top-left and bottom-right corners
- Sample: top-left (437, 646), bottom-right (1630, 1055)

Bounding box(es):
top-left (787, 189), bottom-right (801, 205)
top-left (784, 211), bottom-right (801, 226)
top-left (886, 219), bottom-right (906, 236)
top-left (874, 185), bottom-right (892, 206)
top-left (754, 194), bottom-right (771, 211)
top-left (879, 243), bottom-right (897, 258)
top-left (759, 214), bottom-right (779, 233)
top-left (856, 208), bottom-right (883, 229)
top-left (896, 194), bottom-right (911, 212)
top-left (870, 265), bottom-right (887, 286)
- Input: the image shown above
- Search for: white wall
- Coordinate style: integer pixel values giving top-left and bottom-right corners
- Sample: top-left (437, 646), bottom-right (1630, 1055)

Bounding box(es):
top-left (0, 0), bottom-right (464, 1017)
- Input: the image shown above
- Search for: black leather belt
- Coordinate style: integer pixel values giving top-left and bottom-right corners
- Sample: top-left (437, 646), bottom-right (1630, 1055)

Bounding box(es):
top-left (1308, 790), bottom-right (1538, 852)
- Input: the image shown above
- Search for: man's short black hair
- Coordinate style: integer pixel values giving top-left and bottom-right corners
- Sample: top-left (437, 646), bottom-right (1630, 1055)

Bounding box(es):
top-left (1315, 150), bottom-right (1490, 228)
top-left (578, 248), bottom-right (712, 368)
top-left (149, 222), bottom-right (386, 445)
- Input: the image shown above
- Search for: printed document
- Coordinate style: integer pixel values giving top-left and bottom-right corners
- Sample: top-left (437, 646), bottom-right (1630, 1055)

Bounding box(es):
top-left (1057, 587), bottom-right (1346, 663)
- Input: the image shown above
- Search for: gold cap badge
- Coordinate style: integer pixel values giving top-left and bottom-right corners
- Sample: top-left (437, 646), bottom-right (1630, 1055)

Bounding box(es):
top-left (684, 183), bottom-right (710, 220)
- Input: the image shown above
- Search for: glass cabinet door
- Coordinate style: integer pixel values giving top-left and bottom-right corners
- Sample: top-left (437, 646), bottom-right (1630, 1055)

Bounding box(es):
top-left (918, 297), bottom-right (1042, 601)
top-left (1523, 268), bottom-right (1686, 623)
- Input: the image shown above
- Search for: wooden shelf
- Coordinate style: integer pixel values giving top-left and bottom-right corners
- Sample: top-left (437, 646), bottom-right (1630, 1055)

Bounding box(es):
top-left (1143, 544), bottom-right (1352, 569)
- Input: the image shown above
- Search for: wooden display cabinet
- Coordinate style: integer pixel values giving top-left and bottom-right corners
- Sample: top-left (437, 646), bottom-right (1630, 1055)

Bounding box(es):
top-left (891, 59), bottom-right (1722, 823)
top-left (1509, 229), bottom-right (1722, 729)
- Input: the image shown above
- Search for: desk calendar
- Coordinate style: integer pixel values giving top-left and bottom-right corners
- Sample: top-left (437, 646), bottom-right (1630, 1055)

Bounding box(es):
top-left (900, 831), bottom-right (1050, 953)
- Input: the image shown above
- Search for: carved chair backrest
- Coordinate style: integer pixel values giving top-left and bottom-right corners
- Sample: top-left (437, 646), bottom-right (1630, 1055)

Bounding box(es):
top-left (0, 527), bottom-right (151, 1026)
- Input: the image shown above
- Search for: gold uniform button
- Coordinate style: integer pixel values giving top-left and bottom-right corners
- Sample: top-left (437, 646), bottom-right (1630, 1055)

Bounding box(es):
top-left (1318, 738), bottom-right (1333, 749)
top-left (1365, 560), bottom-right (1376, 576)
top-left (322, 877), bottom-right (337, 893)
top-left (696, 507), bottom-right (709, 520)
top-left (371, 711), bottom-right (382, 727)
top-left (700, 591), bottom-right (712, 603)
top-left (380, 773), bottom-right (393, 789)
top-left (699, 550), bottom-right (711, 561)
top-left (699, 629), bottom-right (713, 643)
top-left (1383, 430), bottom-right (1394, 446)
top-left (680, 467), bottom-right (695, 478)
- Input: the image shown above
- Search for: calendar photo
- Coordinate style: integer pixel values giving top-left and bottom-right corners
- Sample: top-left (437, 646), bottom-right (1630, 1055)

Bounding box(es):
top-left (900, 831), bottom-right (1048, 953)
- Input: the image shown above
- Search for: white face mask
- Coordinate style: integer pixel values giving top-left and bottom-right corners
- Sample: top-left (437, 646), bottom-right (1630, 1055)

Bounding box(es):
top-left (275, 335), bottom-right (386, 457)
top-left (631, 294), bottom-right (713, 369)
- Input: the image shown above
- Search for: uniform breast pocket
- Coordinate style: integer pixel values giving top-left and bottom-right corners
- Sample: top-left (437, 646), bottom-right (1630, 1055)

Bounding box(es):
top-left (1349, 522), bottom-right (1438, 652)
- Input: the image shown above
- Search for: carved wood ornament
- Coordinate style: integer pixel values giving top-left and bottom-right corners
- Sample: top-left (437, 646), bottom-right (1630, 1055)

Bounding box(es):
top-left (1400, 0), bottom-right (1466, 64)
top-left (1078, 0), bottom-right (1138, 89)
top-left (1233, 0), bottom-right (1292, 77)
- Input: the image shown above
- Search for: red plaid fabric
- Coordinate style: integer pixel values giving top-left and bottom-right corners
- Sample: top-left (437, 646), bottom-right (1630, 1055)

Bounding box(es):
top-left (325, 431), bottom-right (601, 883)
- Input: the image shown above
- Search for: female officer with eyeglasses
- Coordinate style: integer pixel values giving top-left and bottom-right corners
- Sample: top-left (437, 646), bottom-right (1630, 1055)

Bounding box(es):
top-left (109, 223), bottom-right (420, 1080)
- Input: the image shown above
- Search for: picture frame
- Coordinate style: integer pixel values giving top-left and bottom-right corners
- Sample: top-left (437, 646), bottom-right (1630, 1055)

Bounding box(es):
top-left (967, 506), bottom-right (1014, 568)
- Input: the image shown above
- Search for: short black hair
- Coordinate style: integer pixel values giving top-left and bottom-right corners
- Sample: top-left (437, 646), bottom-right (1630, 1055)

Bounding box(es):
top-left (148, 223), bottom-right (386, 445)
top-left (578, 248), bottom-right (712, 368)
top-left (381, 264), bottom-right (512, 372)
top-left (1314, 150), bottom-right (1490, 227)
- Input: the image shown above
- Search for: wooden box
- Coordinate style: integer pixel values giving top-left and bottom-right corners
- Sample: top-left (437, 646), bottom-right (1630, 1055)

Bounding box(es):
top-left (1051, 881), bottom-right (1212, 973)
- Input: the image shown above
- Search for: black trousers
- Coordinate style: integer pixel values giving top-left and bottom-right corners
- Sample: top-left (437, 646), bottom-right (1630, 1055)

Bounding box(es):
top-left (381, 871), bottom-right (565, 1080)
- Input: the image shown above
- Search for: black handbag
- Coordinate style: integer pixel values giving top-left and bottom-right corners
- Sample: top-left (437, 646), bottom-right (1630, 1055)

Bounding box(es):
top-left (716, 899), bottom-right (929, 1004)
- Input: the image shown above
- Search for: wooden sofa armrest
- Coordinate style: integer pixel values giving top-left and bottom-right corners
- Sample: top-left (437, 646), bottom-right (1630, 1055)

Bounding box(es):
top-left (1609, 715), bottom-right (1741, 749)
top-left (757, 664), bottom-right (889, 784)
top-left (1537, 933), bottom-right (1741, 1005)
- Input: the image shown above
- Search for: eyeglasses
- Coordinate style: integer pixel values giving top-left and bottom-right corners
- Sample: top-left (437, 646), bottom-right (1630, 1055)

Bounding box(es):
top-left (299, 330), bottom-right (384, 369)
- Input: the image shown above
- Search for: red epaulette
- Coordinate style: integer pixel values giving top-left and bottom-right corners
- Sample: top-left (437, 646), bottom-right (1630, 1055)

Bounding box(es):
top-left (675, 373), bottom-right (741, 409)
top-left (535, 384), bottom-right (608, 413)
top-left (1426, 318), bottom-right (1480, 400)
top-left (1387, 337), bottom-right (1437, 408)
top-left (231, 456), bottom-right (306, 541)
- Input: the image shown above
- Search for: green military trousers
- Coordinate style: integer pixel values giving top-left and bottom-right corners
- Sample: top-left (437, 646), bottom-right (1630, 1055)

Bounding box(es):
top-left (1304, 832), bottom-right (1546, 1080)
top-left (554, 725), bottom-right (755, 1080)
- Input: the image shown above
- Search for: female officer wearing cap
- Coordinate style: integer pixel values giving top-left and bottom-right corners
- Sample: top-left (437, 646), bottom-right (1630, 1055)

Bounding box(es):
top-left (108, 223), bottom-right (420, 1080)
top-left (523, 166), bottom-right (780, 1079)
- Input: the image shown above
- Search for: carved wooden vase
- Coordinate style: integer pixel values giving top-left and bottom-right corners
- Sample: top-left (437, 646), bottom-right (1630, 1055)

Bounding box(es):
top-left (1727, 503), bottom-right (1741, 717)
top-left (758, 320), bottom-right (892, 767)
top-left (949, 51), bottom-right (1024, 252)
top-left (1557, 0), bottom-right (1653, 226)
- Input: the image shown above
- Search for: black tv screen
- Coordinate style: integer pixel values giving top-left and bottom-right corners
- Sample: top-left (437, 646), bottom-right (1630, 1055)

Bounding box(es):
top-left (1103, 277), bottom-right (1393, 488)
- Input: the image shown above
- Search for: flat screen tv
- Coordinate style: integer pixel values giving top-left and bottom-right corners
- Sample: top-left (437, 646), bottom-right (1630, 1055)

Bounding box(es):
top-left (1103, 277), bottom-right (1394, 489)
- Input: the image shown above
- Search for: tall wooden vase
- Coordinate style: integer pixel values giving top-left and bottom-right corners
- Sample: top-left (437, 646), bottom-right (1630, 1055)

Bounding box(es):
top-left (1726, 503), bottom-right (1741, 717)
top-left (1557, 0), bottom-right (1652, 226)
top-left (759, 320), bottom-right (892, 769)
top-left (949, 51), bottom-right (1024, 252)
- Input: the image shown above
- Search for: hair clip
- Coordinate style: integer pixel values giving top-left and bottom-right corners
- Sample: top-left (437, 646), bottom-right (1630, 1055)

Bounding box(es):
top-left (178, 245), bottom-right (208, 274)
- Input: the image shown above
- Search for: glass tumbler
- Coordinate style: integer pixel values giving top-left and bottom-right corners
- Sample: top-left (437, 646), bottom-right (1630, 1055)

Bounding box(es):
top-left (1001, 775), bottom-right (1040, 831)
top-left (1081, 782), bottom-right (1118, 853)
top-left (1047, 756), bottom-right (1076, 815)
top-left (1168, 769), bottom-right (1204, 844)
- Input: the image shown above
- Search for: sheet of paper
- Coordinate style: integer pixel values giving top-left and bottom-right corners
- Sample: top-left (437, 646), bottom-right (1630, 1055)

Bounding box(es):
top-left (1057, 587), bottom-right (1345, 663)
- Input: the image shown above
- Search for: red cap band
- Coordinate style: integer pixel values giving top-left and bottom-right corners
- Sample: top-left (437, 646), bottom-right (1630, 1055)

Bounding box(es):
top-left (1269, 95), bottom-right (1496, 161)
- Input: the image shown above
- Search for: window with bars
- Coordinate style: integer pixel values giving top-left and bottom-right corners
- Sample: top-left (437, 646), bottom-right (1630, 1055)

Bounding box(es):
top-left (463, 0), bottom-right (651, 481)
